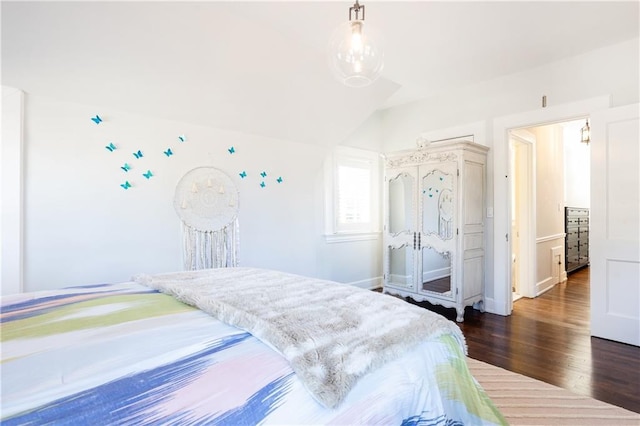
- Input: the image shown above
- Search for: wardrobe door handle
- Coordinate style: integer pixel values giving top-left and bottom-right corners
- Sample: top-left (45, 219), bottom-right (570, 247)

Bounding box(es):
top-left (413, 232), bottom-right (417, 250)
top-left (418, 232), bottom-right (421, 250)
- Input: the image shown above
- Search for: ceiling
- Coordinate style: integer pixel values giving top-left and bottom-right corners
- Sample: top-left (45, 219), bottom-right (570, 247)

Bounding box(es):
top-left (2, 1), bottom-right (638, 146)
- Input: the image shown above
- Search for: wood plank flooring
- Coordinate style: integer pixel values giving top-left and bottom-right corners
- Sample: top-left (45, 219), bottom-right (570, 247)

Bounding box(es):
top-left (407, 267), bottom-right (640, 413)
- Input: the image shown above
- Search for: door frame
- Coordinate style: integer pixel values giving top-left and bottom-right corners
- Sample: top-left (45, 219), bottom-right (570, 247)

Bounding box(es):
top-left (490, 95), bottom-right (610, 316)
top-left (509, 129), bottom-right (536, 304)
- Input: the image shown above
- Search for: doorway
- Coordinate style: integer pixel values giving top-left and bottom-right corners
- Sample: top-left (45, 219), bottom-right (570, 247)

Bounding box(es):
top-left (508, 119), bottom-right (589, 304)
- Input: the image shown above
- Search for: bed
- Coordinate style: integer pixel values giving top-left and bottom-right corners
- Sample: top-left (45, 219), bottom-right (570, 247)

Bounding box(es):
top-left (1, 267), bottom-right (506, 425)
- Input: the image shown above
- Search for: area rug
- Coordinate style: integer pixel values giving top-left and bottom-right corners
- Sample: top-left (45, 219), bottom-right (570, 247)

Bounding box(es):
top-left (467, 358), bottom-right (640, 425)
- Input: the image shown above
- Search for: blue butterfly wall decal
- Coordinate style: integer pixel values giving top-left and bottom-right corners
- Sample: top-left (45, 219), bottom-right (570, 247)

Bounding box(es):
top-left (239, 171), bottom-right (247, 178)
top-left (105, 142), bottom-right (117, 152)
top-left (121, 163), bottom-right (131, 172)
top-left (164, 148), bottom-right (173, 157)
top-left (133, 150), bottom-right (144, 159)
top-left (178, 135), bottom-right (186, 143)
top-left (276, 176), bottom-right (283, 183)
top-left (142, 170), bottom-right (153, 179)
top-left (260, 181), bottom-right (266, 188)
top-left (260, 171), bottom-right (267, 178)
top-left (120, 181), bottom-right (132, 190)
top-left (228, 146), bottom-right (235, 154)
top-left (91, 115), bottom-right (102, 124)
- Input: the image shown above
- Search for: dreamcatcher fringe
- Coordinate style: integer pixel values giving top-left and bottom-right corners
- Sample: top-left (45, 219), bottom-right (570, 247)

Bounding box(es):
top-left (182, 219), bottom-right (239, 270)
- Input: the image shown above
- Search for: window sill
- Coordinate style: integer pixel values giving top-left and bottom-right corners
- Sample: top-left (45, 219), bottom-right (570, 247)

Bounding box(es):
top-left (324, 232), bottom-right (381, 244)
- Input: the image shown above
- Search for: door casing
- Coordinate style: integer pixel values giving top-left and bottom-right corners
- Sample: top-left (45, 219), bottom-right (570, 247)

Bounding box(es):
top-left (491, 95), bottom-right (610, 316)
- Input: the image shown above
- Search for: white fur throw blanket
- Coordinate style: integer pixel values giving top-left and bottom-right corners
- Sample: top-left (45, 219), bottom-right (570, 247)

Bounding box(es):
top-left (133, 267), bottom-right (466, 409)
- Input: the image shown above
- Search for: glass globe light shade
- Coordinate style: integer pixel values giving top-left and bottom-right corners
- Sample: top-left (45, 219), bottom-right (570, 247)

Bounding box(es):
top-left (328, 20), bottom-right (384, 88)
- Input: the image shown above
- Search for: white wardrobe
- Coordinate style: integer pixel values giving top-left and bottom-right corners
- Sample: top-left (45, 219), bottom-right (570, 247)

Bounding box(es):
top-left (382, 140), bottom-right (489, 322)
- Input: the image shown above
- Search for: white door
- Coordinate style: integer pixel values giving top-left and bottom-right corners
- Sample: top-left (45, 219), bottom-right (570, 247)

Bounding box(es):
top-left (509, 130), bottom-right (535, 301)
top-left (590, 103), bottom-right (640, 346)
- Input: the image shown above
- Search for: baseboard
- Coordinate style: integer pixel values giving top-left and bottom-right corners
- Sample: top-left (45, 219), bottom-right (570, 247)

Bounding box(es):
top-left (348, 276), bottom-right (383, 290)
top-left (482, 297), bottom-right (498, 315)
top-left (536, 277), bottom-right (555, 296)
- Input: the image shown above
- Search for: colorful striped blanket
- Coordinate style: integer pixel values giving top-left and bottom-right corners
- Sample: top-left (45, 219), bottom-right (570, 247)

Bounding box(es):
top-left (1, 270), bottom-right (507, 425)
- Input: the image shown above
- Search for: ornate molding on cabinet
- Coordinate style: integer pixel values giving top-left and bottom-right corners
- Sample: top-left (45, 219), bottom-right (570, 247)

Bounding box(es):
top-left (386, 150), bottom-right (458, 168)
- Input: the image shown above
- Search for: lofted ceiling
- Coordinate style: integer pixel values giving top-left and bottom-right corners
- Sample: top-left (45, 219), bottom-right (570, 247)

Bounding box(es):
top-left (2, 1), bottom-right (638, 146)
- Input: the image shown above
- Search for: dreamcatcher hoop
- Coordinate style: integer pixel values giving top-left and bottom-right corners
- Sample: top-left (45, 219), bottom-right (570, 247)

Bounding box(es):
top-left (174, 167), bottom-right (239, 270)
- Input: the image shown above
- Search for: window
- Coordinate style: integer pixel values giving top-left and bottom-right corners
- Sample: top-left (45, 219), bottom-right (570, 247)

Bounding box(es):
top-left (325, 146), bottom-right (380, 242)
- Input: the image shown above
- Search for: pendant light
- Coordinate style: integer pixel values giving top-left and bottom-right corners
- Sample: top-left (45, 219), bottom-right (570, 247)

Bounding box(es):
top-left (328, 0), bottom-right (384, 88)
top-left (581, 119), bottom-right (590, 144)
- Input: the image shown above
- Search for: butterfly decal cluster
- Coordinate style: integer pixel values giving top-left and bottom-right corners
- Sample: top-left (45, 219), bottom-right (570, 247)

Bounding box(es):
top-left (227, 147), bottom-right (284, 188)
top-left (94, 115), bottom-right (190, 189)
top-left (251, 170), bottom-right (284, 188)
top-left (94, 114), bottom-right (286, 192)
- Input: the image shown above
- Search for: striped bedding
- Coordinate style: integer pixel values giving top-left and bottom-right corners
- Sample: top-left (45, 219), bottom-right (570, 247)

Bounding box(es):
top-left (1, 276), bottom-right (506, 425)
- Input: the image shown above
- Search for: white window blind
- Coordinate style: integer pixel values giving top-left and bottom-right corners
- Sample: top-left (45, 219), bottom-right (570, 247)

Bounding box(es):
top-left (324, 146), bottom-right (381, 241)
top-left (336, 161), bottom-right (371, 228)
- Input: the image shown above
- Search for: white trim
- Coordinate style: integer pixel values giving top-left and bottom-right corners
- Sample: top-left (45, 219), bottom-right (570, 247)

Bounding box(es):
top-left (422, 267), bottom-right (451, 283)
top-left (324, 232), bottom-right (381, 243)
top-left (1, 86), bottom-right (24, 295)
top-left (324, 146), bottom-right (381, 236)
top-left (347, 276), bottom-right (383, 290)
top-left (536, 233), bottom-right (566, 243)
top-left (509, 130), bottom-right (536, 299)
top-left (492, 95), bottom-right (610, 316)
top-left (536, 276), bottom-right (556, 296)
top-left (482, 297), bottom-right (496, 314)
top-left (417, 120), bottom-right (487, 147)
top-left (510, 128), bottom-right (536, 144)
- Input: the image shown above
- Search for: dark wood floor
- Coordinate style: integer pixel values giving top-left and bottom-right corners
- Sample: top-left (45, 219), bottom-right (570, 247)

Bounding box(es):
top-left (408, 267), bottom-right (640, 413)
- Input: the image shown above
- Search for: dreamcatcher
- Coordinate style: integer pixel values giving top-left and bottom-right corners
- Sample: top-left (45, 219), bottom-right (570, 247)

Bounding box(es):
top-left (173, 167), bottom-right (239, 270)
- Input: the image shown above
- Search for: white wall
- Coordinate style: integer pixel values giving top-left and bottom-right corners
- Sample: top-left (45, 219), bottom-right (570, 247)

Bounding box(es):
top-left (376, 37), bottom-right (639, 306)
top-left (529, 124), bottom-right (566, 294)
top-left (10, 38), bottom-right (637, 297)
top-left (15, 94), bottom-right (380, 292)
top-left (532, 125), bottom-right (565, 240)
top-left (379, 38), bottom-right (639, 153)
top-left (563, 121), bottom-right (591, 208)
top-left (1, 87), bottom-right (25, 295)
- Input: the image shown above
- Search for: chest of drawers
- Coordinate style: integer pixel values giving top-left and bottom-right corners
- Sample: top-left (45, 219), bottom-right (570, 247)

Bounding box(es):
top-left (565, 207), bottom-right (589, 273)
